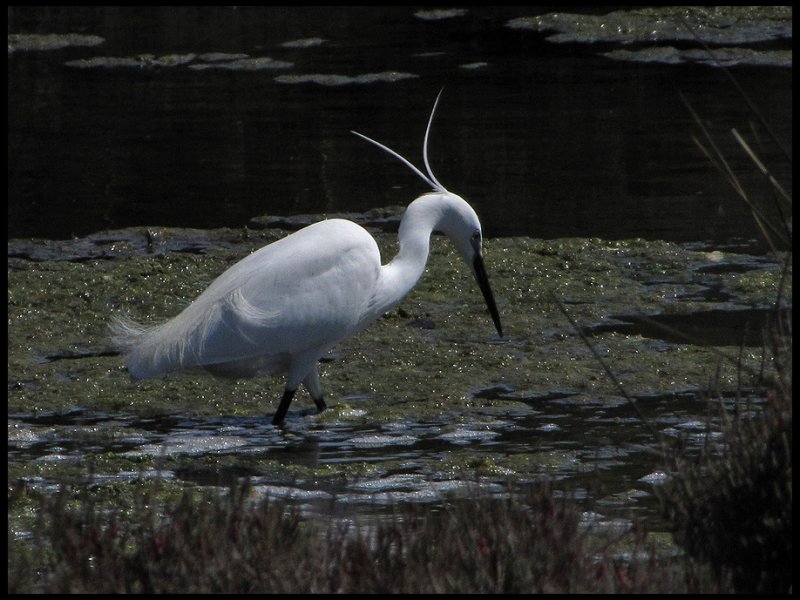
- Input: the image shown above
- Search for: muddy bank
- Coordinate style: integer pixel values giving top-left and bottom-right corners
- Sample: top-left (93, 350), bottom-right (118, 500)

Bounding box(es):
top-left (8, 213), bottom-right (788, 420)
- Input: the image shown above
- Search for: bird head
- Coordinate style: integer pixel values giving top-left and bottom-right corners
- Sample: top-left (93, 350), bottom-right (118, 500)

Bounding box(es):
top-left (352, 91), bottom-right (503, 338)
top-left (433, 192), bottom-right (503, 338)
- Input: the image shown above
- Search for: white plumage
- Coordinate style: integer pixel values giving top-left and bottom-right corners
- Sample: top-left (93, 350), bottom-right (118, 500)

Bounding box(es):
top-left (112, 93), bottom-right (502, 424)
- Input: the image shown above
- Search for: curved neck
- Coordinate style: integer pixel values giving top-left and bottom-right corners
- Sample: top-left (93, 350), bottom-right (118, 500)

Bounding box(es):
top-left (368, 195), bottom-right (445, 318)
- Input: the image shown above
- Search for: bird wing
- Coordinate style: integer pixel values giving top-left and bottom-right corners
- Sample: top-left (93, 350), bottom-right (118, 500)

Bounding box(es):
top-left (128, 219), bottom-right (382, 376)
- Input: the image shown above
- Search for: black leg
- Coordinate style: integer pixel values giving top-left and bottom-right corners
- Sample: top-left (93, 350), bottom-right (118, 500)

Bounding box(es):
top-left (313, 395), bottom-right (327, 412)
top-left (272, 387), bottom-right (296, 425)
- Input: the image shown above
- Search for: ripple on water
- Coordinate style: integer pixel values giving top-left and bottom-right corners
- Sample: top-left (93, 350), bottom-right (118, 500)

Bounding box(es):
top-left (250, 484), bottom-right (333, 501)
top-left (64, 54), bottom-right (293, 70)
top-left (437, 427), bottom-right (500, 444)
top-left (7, 396), bottom-right (750, 530)
top-left (350, 433), bottom-right (419, 448)
top-left (274, 72), bottom-right (419, 86)
top-left (130, 433), bottom-right (252, 457)
top-left (8, 33), bottom-right (105, 53)
top-left (280, 37), bottom-right (327, 48)
top-left (339, 477), bottom-right (500, 506)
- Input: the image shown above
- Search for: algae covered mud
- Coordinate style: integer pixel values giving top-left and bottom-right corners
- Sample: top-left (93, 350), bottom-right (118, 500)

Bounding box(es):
top-left (8, 216), bottom-right (788, 532)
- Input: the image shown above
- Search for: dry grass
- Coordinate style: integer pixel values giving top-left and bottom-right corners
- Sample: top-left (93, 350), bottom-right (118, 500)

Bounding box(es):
top-left (10, 479), bottom-right (724, 593)
top-left (658, 312), bottom-right (792, 594)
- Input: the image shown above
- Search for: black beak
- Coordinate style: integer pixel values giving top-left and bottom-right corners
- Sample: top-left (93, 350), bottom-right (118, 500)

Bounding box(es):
top-left (472, 253), bottom-right (503, 338)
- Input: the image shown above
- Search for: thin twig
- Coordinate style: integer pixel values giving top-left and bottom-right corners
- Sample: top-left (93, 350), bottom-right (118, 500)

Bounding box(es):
top-left (731, 128), bottom-right (792, 206)
top-left (681, 93), bottom-right (789, 251)
top-left (549, 291), bottom-right (660, 439)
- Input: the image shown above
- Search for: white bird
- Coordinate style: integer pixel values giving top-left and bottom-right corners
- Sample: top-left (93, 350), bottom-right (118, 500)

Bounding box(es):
top-left (112, 92), bottom-right (502, 425)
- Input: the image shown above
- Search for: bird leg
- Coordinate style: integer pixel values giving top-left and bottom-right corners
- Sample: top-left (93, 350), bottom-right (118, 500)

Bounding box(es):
top-left (272, 387), bottom-right (296, 425)
top-left (303, 368), bottom-right (327, 412)
top-left (273, 365), bottom-right (328, 425)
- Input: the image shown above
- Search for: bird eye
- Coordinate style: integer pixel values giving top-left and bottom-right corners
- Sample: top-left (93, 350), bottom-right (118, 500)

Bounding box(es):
top-left (471, 229), bottom-right (481, 242)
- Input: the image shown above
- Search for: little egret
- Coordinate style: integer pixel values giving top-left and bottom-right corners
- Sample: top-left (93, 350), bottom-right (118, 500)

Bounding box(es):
top-left (112, 92), bottom-right (502, 424)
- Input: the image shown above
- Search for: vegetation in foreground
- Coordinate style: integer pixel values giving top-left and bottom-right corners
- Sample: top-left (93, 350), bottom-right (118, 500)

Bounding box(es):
top-left (655, 44), bottom-right (793, 594)
top-left (9, 480), bottom-right (718, 594)
top-left (8, 363), bottom-right (791, 594)
top-left (659, 313), bottom-right (792, 594)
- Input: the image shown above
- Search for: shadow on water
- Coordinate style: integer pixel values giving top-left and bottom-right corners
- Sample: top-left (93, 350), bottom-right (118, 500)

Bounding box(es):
top-left (583, 307), bottom-right (786, 347)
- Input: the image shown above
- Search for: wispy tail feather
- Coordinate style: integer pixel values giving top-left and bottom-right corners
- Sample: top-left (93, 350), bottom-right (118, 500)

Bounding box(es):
top-left (109, 315), bottom-right (147, 353)
top-left (109, 315), bottom-right (180, 380)
top-left (110, 296), bottom-right (268, 380)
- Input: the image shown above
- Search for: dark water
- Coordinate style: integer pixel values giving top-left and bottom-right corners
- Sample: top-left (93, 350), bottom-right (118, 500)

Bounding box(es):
top-left (8, 7), bottom-right (792, 247)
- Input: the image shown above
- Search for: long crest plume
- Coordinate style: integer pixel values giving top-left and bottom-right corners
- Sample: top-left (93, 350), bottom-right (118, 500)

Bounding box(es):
top-left (351, 89), bottom-right (449, 194)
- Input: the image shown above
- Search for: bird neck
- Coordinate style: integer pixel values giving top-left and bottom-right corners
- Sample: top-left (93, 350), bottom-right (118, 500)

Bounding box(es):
top-left (371, 195), bottom-right (445, 317)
